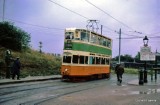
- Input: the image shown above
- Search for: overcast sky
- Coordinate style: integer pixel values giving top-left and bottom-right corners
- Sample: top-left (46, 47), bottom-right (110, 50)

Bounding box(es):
top-left (0, 0), bottom-right (160, 57)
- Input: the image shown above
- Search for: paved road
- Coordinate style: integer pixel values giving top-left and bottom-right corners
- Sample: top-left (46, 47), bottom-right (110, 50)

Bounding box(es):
top-left (0, 74), bottom-right (160, 105)
top-left (40, 74), bottom-right (160, 105)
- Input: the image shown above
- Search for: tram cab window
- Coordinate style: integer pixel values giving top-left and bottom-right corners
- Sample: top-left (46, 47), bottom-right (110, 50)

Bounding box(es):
top-left (72, 55), bottom-right (79, 64)
top-left (65, 32), bottom-right (74, 39)
top-left (81, 32), bottom-right (89, 42)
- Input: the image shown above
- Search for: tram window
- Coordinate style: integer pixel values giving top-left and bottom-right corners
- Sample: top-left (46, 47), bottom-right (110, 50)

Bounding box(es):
top-left (63, 56), bottom-right (71, 63)
top-left (65, 32), bottom-right (74, 39)
top-left (103, 39), bottom-right (107, 46)
top-left (89, 56), bottom-right (95, 64)
top-left (90, 34), bottom-right (97, 44)
top-left (72, 55), bottom-right (79, 64)
top-left (80, 56), bottom-right (85, 64)
top-left (81, 32), bottom-right (89, 42)
top-left (96, 57), bottom-right (101, 64)
top-left (101, 58), bottom-right (106, 64)
top-left (85, 56), bottom-right (88, 64)
top-left (106, 58), bottom-right (109, 65)
top-left (107, 40), bottom-right (111, 48)
top-left (99, 37), bottom-right (104, 45)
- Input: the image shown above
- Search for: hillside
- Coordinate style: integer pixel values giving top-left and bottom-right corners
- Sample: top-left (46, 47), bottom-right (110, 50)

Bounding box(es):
top-left (0, 47), bottom-right (61, 78)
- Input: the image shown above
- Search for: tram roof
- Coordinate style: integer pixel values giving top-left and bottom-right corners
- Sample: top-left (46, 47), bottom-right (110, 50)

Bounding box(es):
top-left (65, 28), bottom-right (112, 40)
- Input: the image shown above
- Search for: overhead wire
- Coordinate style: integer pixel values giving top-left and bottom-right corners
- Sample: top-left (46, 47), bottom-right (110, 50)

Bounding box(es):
top-left (85, 0), bottom-right (135, 31)
top-left (3, 0), bottom-right (159, 41)
top-left (6, 18), bottom-right (64, 31)
top-left (48, 0), bottom-right (90, 20)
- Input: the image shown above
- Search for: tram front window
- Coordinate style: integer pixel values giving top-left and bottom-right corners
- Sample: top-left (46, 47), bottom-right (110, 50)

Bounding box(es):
top-left (63, 56), bottom-right (71, 63)
top-left (65, 32), bottom-right (74, 39)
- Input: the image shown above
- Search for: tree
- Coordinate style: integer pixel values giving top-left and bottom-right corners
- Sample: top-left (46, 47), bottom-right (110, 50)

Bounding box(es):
top-left (112, 54), bottom-right (134, 62)
top-left (135, 52), bottom-right (141, 63)
top-left (0, 21), bottom-right (31, 51)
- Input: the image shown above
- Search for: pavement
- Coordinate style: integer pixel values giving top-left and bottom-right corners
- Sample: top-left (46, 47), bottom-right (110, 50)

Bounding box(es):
top-left (127, 79), bottom-right (160, 86)
top-left (0, 74), bottom-right (160, 86)
top-left (0, 75), bottom-right (62, 85)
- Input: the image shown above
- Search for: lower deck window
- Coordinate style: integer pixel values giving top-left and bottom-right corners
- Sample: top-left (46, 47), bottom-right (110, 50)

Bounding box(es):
top-left (101, 58), bottom-right (105, 64)
top-left (72, 55), bottom-right (79, 63)
top-left (89, 56), bottom-right (95, 64)
top-left (80, 56), bottom-right (85, 64)
top-left (96, 57), bottom-right (101, 64)
top-left (63, 56), bottom-right (71, 63)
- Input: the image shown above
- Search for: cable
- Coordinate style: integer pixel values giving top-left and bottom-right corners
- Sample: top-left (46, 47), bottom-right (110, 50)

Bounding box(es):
top-left (48, 0), bottom-right (90, 20)
top-left (6, 18), bottom-right (64, 30)
top-left (85, 0), bottom-right (134, 30)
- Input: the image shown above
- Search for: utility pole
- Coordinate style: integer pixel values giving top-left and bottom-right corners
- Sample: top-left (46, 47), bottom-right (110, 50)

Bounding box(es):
top-left (2, 0), bottom-right (5, 21)
top-left (39, 41), bottom-right (42, 53)
top-left (118, 28), bottom-right (121, 64)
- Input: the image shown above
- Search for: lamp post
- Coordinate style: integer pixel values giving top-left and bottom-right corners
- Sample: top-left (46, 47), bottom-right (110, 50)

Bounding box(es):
top-left (143, 36), bottom-right (149, 83)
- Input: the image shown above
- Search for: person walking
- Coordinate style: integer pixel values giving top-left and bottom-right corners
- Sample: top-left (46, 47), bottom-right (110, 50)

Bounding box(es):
top-left (12, 57), bottom-right (21, 80)
top-left (115, 64), bottom-right (124, 84)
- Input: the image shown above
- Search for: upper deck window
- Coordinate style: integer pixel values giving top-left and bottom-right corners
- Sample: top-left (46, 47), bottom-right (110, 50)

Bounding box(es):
top-left (65, 32), bottom-right (74, 39)
top-left (81, 32), bottom-right (89, 42)
top-left (90, 34), bottom-right (97, 44)
top-left (106, 39), bottom-right (111, 48)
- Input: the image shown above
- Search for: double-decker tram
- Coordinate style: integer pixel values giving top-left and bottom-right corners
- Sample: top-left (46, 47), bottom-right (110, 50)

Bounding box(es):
top-left (61, 28), bottom-right (112, 81)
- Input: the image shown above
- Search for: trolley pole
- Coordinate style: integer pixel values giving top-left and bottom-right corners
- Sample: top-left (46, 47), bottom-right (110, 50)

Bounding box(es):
top-left (118, 28), bottom-right (121, 64)
top-left (101, 25), bottom-right (103, 35)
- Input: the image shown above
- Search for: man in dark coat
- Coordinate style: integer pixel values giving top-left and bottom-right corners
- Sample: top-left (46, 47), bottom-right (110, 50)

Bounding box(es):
top-left (115, 64), bottom-right (124, 83)
top-left (12, 57), bottom-right (21, 80)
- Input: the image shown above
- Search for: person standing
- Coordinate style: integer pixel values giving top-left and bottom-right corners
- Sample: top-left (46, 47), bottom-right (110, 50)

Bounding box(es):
top-left (12, 57), bottom-right (21, 80)
top-left (115, 64), bottom-right (124, 84)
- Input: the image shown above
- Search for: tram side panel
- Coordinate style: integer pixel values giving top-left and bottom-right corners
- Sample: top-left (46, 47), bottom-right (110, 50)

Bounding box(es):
top-left (61, 65), bottom-right (110, 78)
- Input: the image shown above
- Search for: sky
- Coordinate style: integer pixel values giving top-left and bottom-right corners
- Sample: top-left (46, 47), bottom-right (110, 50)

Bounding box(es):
top-left (0, 0), bottom-right (160, 57)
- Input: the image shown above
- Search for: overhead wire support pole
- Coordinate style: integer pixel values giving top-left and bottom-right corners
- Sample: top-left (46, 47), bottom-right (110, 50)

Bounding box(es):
top-left (119, 28), bottom-right (121, 64)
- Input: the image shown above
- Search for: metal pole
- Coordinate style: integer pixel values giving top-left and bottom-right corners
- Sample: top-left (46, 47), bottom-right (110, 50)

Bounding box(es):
top-left (101, 25), bottom-right (103, 35)
top-left (144, 61), bottom-right (148, 83)
top-left (118, 28), bottom-right (121, 64)
top-left (2, 0), bottom-right (5, 21)
top-left (155, 50), bottom-right (158, 81)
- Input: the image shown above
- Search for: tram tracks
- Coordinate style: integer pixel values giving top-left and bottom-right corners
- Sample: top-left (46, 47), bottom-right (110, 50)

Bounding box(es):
top-left (0, 79), bottom-right (110, 105)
